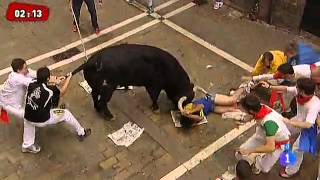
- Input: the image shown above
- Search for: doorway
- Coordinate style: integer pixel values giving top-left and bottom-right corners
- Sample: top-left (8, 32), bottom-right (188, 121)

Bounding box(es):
top-left (300, 0), bottom-right (320, 37)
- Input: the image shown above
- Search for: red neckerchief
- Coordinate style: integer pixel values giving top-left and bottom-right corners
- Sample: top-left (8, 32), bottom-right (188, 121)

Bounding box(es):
top-left (254, 105), bottom-right (273, 119)
top-left (310, 64), bottom-right (317, 70)
top-left (296, 94), bottom-right (313, 105)
top-left (273, 71), bottom-right (284, 79)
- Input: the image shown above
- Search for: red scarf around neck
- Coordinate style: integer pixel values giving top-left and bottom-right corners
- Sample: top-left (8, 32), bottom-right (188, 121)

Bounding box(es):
top-left (296, 94), bottom-right (313, 105)
top-left (273, 71), bottom-right (284, 79)
top-left (254, 105), bottom-right (273, 119)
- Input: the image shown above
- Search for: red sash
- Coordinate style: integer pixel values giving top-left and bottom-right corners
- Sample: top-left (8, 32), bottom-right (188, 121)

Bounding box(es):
top-left (254, 105), bottom-right (273, 119)
top-left (275, 139), bottom-right (290, 149)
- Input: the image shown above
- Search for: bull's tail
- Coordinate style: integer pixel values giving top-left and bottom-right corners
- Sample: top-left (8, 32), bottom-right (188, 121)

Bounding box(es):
top-left (71, 63), bottom-right (87, 75)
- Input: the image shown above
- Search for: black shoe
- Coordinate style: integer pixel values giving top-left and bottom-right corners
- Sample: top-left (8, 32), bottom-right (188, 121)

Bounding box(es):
top-left (78, 128), bottom-right (91, 141)
top-left (147, 6), bottom-right (154, 14)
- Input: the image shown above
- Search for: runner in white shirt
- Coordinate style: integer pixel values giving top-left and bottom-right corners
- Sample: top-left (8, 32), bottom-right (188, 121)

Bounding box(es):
top-left (248, 62), bottom-right (320, 119)
top-left (0, 59), bottom-right (36, 119)
top-left (260, 78), bottom-right (320, 177)
top-left (235, 94), bottom-right (291, 175)
top-left (251, 62), bottom-right (320, 83)
top-left (0, 58), bottom-right (63, 120)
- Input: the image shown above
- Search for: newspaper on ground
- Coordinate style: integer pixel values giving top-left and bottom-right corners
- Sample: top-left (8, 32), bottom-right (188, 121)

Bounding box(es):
top-left (170, 110), bottom-right (208, 128)
top-left (107, 122), bottom-right (144, 147)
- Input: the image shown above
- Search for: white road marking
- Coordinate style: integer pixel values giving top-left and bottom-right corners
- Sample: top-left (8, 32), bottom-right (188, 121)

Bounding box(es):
top-left (47, 2), bottom-right (196, 71)
top-left (48, 19), bottom-right (160, 70)
top-left (163, 2), bottom-right (195, 19)
top-left (162, 19), bottom-right (253, 72)
top-left (160, 121), bottom-right (255, 179)
top-left (0, 0), bottom-right (182, 77)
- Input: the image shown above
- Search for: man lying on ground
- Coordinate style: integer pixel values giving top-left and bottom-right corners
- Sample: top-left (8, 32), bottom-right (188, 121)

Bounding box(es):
top-left (177, 85), bottom-right (247, 127)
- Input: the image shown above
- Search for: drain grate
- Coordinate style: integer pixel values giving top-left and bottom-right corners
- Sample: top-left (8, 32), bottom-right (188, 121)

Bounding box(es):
top-left (52, 47), bottom-right (81, 62)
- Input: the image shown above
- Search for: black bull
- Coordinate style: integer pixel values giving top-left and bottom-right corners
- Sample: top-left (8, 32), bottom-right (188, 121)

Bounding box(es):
top-left (71, 44), bottom-right (195, 119)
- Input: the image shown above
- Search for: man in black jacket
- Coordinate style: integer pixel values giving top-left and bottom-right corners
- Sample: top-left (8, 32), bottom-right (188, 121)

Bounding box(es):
top-left (22, 67), bottom-right (91, 153)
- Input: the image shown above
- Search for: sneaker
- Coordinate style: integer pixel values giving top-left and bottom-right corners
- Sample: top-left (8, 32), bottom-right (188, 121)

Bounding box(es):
top-left (229, 88), bottom-right (236, 96)
top-left (95, 27), bottom-right (100, 35)
top-left (213, 0), bottom-right (223, 9)
top-left (147, 6), bottom-right (154, 14)
top-left (78, 128), bottom-right (91, 141)
top-left (22, 144), bottom-right (41, 154)
top-left (239, 81), bottom-right (254, 93)
top-left (279, 168), bottom-right (290, 178)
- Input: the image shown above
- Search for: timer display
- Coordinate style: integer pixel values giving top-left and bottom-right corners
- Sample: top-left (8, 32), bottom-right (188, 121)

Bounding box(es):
top-left (6, 2), bottom-right (49, 22)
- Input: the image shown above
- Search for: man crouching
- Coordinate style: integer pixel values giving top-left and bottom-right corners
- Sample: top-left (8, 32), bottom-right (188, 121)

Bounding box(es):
top-left (235, 94), bottom-right (291, 174)
top-left (22, 67), bottom-right (91, 153)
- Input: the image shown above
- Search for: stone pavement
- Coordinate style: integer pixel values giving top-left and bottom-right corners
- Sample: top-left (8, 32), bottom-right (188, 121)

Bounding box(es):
top-left (0, 0), bottom-right (319, 180)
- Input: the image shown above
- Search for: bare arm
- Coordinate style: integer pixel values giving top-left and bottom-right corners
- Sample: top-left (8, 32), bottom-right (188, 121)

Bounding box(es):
top-left (252, 136), bottom-right (276, 153)
top-left (241, 136), bottom-right (276, 154)
top-left (283, 117), bottom-right (313, 129)
top-left (252, 74), bottom-right (275, 82)
top-left (186, 114), bottom-right (204, 122)
top-left (58, 73), bottom-right (72, 97)
top-left (259, 81), bottom-right (288, 93)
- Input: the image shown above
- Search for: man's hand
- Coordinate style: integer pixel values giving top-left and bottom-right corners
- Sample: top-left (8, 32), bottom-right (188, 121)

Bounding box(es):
top-left (181, 110), bottom-right (190, 117)
top-left (66, 72), bottom-right (72, 79)
top-left (258, 81), bottom-right (270, 88)
top-left (55, 76), bottom-right (66, 85)
top-left (238, 148), bottom-right (252, 156)
top-left (282, 117), bottom-right (290, 124)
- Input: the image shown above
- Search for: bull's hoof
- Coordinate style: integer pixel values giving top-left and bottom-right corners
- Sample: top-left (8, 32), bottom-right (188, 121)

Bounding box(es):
top-left (152, 109), bottom-right (160, 114)
top-left (99, 111), bottom-right (114, 121)
top-left (94, 106), bottom-right (101, 112)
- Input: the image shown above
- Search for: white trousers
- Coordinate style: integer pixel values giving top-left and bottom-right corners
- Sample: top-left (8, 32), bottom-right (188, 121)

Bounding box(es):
top-left (22, 109), bottom-right (85, 148)
top-left (235, 129), bottom-right (284, 173)
top-left (0, 103), bottom-right (24, 119)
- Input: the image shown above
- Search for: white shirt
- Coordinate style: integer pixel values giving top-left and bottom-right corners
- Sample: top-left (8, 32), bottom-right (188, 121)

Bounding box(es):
top-left (0, 69), bottom-right (36, 108)
top-left (287, 87), bottom-right (320, 124)
top-left (293, 64), bottom-right (312, 79)
top-left (258, 108), bottom-right (291, 142)
top-left (252, 62), bottom-right (320, 82)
